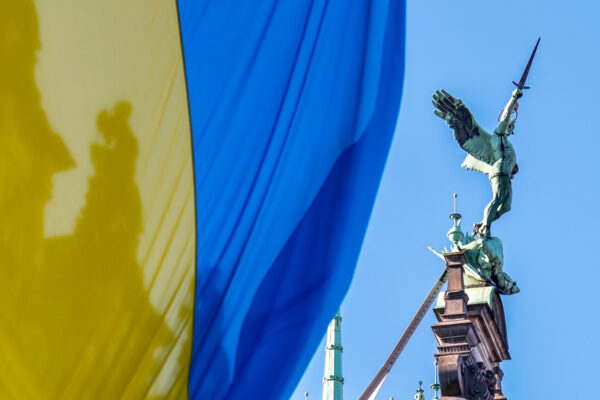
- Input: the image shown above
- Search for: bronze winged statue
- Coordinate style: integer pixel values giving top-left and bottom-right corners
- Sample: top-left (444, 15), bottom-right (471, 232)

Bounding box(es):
top-left (433, 88), bottom-right (522, 237)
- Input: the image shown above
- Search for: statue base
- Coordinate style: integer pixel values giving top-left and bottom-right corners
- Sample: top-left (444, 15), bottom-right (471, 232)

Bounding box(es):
top-left (431, 252), bottom-right (511, 400)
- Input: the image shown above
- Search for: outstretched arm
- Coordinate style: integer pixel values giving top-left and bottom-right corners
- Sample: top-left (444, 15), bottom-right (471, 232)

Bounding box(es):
top-left (495, 89), bottom-right (522, 135)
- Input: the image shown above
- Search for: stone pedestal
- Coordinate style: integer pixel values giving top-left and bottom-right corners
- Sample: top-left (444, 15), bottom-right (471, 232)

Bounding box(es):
top-left (431, 252), bottom-right (510, 400)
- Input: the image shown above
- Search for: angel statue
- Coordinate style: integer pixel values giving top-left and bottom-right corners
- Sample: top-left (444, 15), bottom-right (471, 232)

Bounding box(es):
top-left (432, 88), bottom-right (522, 237)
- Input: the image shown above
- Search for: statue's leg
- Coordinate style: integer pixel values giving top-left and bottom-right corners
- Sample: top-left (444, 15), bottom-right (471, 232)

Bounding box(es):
top-left (493, 178), bottom-right (512, 221)
top-left (481, 176), bottom-right (512, 235)
top-left (480, 177), bottom-right (503, 234)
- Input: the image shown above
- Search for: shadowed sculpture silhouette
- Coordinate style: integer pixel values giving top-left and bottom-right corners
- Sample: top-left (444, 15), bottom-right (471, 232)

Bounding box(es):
top-left (0, 2), bottom-right (191, 398)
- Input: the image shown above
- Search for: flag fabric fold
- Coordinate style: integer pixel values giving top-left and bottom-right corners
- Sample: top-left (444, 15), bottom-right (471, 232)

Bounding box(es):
top-left (179, 0), bottom-right (406, 398)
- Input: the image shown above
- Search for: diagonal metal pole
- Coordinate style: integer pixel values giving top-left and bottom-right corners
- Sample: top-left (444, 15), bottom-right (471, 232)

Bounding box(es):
top-left (358, 269), bottom-right (448, 400)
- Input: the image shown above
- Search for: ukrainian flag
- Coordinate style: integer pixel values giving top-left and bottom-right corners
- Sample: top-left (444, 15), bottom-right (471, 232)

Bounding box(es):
top-left (1, 1), bottom-right (405, 398)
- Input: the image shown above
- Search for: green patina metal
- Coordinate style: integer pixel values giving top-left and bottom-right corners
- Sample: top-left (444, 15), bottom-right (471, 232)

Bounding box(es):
top-left (429, 193), bottom-right (519, 294)
top-left (431, 361), bottom-right (440, 400)
top-left (447, 193), bottom-right (464, 250)
top-left (413, 381), bottom-right (425, 400)
top-left (459, 234), bottom-right (519, 294)
top-left (428, 39), bottom-right (540, 295)
top-left (322, 309), bottom-right (343, 400)
top-left (432, 38), bottom-right (540, 239)
top-left (434, 285), bottom-right (496, 311)
top-left (433, 88), bottom-right (521, 239)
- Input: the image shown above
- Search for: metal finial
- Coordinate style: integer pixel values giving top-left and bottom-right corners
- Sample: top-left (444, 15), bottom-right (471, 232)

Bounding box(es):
top-left (431, 360), bottom-right (440, 400)
top-left (304, 392), bottom-right (309, 399)
top-left (447, 193), bottom-right (463, 248)
top-left (449, 193), bottom-right (461, 223)
top-left (453, 192), bottom-right (457, 213)
top-left (414, 381), bottom-right (425, 400)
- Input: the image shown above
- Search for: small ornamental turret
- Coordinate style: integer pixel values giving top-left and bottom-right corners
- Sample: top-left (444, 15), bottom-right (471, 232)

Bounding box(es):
top-left (413, 381), bottom-right (425, 400)
top-left (430, 361), bottom-right (440, 400)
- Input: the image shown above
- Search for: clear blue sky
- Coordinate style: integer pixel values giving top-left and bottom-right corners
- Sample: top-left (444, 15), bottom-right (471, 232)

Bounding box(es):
top-left (293, 0), bottom-right (599, 398)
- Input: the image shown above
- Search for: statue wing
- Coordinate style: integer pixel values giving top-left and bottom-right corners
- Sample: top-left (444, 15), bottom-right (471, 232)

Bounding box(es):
top-left (433, 90), bottom-right (496, 165)
top-left (461, 154), bottom-right (492, 175)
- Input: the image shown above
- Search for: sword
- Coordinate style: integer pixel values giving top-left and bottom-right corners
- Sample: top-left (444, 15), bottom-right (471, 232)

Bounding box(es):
top-left (512, 37), bottom-right (540, 90)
